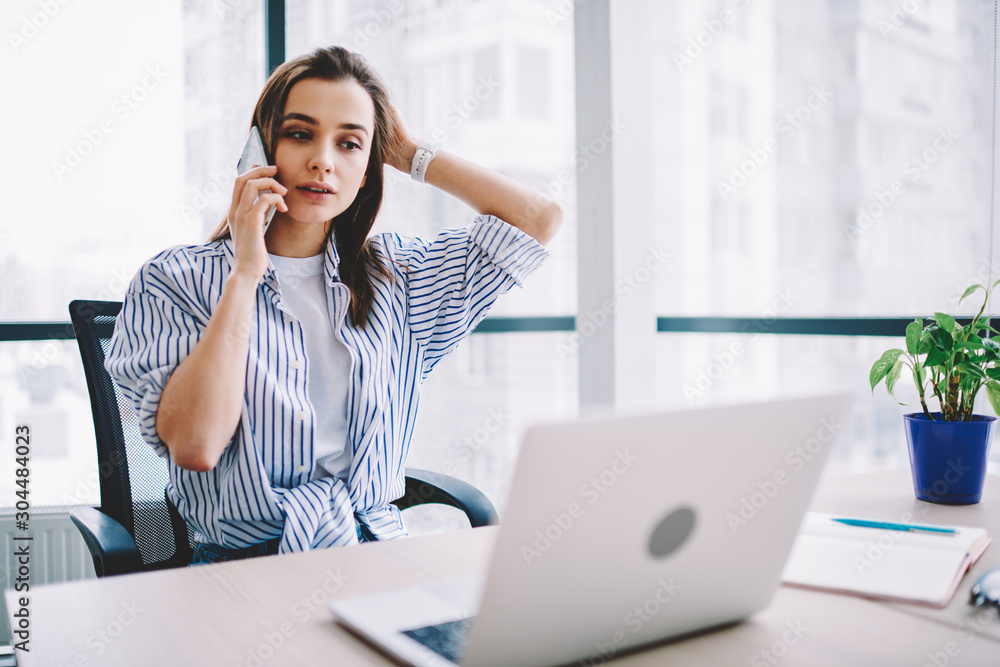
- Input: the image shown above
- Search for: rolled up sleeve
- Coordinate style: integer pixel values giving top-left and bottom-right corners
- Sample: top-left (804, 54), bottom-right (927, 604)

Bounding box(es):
top-left (104, 288), bottom-right (205, 458)
top-left (394, 214), bottom-right (549, 374)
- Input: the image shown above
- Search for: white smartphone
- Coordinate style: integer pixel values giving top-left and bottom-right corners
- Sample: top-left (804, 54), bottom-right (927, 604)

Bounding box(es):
top-left (235, 126), bottom-right (277, 232)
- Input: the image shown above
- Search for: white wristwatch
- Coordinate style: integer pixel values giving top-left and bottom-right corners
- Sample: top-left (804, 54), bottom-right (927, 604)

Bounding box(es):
top-left (410, 140), bottom-right (438, 183)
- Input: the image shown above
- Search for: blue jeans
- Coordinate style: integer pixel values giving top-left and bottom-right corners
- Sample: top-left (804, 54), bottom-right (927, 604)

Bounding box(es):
top-left (189, 538), bottom-right (281, 566)
top-left (189, 524), bottom-right (377, 565)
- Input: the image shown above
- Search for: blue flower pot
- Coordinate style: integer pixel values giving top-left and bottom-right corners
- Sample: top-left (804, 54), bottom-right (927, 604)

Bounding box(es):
top-left (903, 412), bottom-right (995, 505)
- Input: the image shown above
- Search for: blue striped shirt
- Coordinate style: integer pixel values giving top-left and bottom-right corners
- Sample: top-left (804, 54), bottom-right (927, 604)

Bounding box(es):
top-left (105, 215), bottom-right (548, 552)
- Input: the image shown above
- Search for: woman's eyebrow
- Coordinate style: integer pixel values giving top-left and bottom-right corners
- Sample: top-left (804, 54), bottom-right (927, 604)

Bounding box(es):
top-left (339, 123), bottom-right (370, 136)
top-left (280, 112), bottom-right (317, 125)
top-left (279, 113), bottom-right (370, 137)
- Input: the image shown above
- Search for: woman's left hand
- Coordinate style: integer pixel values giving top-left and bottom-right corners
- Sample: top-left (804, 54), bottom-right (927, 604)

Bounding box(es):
top-left (383, 103), bottom-right (418, 174)
top-left (380, 102), bottom-right (563, 246)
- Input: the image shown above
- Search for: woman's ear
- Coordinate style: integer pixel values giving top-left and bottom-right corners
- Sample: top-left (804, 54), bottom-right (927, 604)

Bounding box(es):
top-left (361, 173), bottom-right (367, 188)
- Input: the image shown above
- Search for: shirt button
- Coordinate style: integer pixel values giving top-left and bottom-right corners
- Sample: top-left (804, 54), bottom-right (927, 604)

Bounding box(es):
top-left (296, 411), bottom-right (307, 421)
top-left (296, 464), bottom-right (308, 473)
top-left (291, 360), bottom-right (303, 370)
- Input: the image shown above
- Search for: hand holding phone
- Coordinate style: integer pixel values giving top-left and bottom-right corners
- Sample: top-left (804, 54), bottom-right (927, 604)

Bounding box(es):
top-left (236, 127), bottom-right (278, 232)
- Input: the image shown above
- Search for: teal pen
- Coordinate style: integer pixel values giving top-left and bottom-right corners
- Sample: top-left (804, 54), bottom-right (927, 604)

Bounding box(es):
top-left (832, 518), bottom-right (956, 535)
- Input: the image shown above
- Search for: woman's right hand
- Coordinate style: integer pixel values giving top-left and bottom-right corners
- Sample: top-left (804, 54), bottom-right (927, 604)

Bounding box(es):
top-left (227, 165), bottom-right (288, 280)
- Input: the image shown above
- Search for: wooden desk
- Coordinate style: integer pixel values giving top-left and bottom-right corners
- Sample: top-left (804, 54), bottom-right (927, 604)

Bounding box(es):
top-left (7, 470), bottom-right (1000, 666)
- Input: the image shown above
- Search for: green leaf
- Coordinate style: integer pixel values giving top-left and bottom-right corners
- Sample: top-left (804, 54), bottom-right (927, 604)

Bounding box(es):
top-left (905, 319), bottom-right (922, 355)
top-left (934, 312), bottom-right (956, 333)
top-left (957, 361), bottom-right (988, 380)
top-left (886, 359), bottom-right (904, 396)
top-left (929, 325), bottom-right (954, 352)
top-left (870, 349), bottom-right (904, 390)
top-left (924, 345), bottom-right (948, 368)
top-left (918, 333), bottom-right (934, 354)
top-left (965, 351), bottom-right (988, 366)
top-left (985, 366), bottom-right (1000, 380)
top-left (986, 380), bottom-right (1000, 416)
top-left (959, 337), bottom-right (985, 350)
top-left (960, 284), bottom-right (984, 304)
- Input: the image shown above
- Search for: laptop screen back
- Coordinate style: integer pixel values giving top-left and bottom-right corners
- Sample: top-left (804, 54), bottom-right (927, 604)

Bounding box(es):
top-left (463, 394), bottom-right (851, 667)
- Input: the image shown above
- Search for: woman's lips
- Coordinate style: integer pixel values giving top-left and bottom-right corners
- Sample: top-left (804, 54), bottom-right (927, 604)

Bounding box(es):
top-left (297, 185), bottom-right (335, 201)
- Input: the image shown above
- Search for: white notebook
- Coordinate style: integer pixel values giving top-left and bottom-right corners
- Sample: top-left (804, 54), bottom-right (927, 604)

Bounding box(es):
top-left (782, 512), bottom-right (991, 608)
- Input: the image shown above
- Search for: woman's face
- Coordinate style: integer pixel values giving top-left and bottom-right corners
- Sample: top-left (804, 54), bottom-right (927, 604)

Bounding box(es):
top-left (271, 77), bottom-right (375, 227)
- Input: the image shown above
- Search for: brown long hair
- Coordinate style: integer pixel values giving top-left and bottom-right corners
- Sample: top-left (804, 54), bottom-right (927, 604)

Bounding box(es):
top-left (209, 46), bottom-right (393, 327)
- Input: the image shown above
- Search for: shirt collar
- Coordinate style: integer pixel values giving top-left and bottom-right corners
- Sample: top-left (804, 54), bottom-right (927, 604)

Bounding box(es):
top-left (323, 234), bottom-right (342, 286)
top-left (219, 234), bottom-right (342, 288)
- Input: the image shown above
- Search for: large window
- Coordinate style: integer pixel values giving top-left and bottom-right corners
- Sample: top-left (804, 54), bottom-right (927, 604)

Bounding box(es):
top-left (284, 0), bottom-right (579, 511)
top-left (615, 0), bottom-right (1000, 473)
top-left (284, 0), bottom-right (577, 320)
top-left (642, 0), bottom-right (993, 320)
top-left (1, 0), bottom-right (999, 513)
top-left (0, 0), bottom-right (265, 506)
top-left (0, 0), bottom-right (577, 511)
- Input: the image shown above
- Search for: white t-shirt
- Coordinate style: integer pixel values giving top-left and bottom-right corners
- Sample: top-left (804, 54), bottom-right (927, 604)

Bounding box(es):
top-left (268, 252), bottom-right (352, 481)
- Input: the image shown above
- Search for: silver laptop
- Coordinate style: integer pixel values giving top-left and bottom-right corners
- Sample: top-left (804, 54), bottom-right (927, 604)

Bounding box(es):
top-left (330, 394), bottom-right (852, 666)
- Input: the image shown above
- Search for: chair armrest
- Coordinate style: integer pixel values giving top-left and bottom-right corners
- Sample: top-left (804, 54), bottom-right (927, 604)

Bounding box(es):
top-left (398, 468), bottom-right (500, 528)
top-left (70, 506), bottom-right (143, 577)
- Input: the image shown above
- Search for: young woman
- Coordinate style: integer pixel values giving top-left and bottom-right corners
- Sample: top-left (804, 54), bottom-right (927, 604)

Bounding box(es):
top-left (105, 46), bottom-right (561, 563)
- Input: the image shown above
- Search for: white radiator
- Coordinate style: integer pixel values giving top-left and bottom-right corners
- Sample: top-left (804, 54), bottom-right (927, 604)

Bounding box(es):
top-left (0, 510), bottom-right (96, 646)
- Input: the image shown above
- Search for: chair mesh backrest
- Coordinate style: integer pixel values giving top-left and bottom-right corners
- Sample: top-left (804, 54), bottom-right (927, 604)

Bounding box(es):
top-left (70, 300), bottom-right (194, 568)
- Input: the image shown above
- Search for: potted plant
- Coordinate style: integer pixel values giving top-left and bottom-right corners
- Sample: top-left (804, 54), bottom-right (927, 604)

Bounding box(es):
top-left (870, 281), bottom-right (1000, 504)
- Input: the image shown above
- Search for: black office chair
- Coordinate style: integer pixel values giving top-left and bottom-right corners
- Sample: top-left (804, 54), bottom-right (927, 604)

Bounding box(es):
top-left (69, 299), bottom-right (498, 577)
